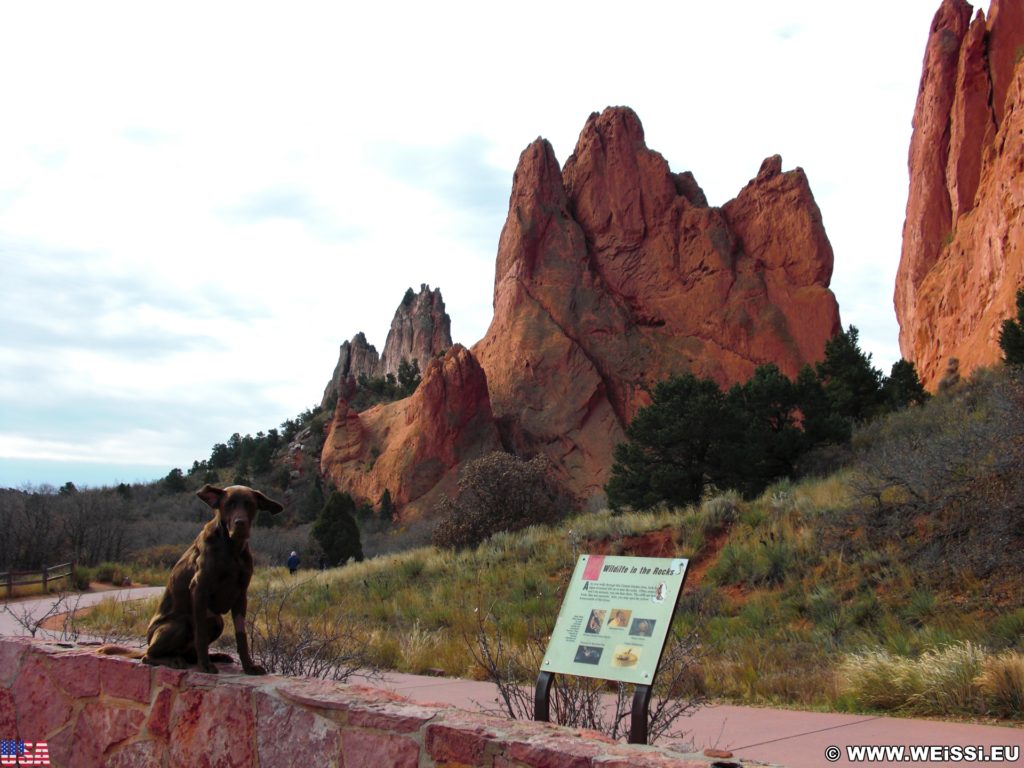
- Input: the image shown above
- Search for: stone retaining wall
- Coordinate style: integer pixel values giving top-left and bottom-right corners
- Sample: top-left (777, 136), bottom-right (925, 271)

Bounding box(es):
top-left (0, 638), bottom-right (731, 767)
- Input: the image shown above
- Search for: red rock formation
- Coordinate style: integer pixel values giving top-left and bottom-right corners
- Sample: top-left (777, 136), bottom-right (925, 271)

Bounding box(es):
top-left (322, 332), bottom-right (380, 406)
top-left (473, 107), bottom-right (841, 503)
top-left (896, 0), bottom-right (1024, 389)
top-left (320, 108), bottom-right (840, 512)
top-left (379, 284), bottom-right (452, 378)
top-left (320, 344), bottom-right (501, 513)
top-left (322, 285), bottom-right (452, 407)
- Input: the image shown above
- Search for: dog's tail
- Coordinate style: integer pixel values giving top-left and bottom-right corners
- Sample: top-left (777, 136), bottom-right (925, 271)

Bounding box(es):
top-left (95, 645), bottom-right (146, 659)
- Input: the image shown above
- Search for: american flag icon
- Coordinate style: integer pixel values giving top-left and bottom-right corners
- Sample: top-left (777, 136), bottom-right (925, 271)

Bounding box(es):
top-left (0, 740), bottom-right (50, 766)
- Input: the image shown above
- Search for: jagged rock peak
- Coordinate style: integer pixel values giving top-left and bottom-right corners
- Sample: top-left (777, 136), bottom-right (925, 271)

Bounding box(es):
top-left (379, 283), bottom-right (453, 377)
top-left (474, 105), bottom-right (840, 503)
top-left (322, 332), bottom-right (379, 406)
top-left (321, 285), bottom-right (452, 407)
top-left (320, 343), bottom-right (501, 515)
top-left (895, 0), bottom-right (1024, 388)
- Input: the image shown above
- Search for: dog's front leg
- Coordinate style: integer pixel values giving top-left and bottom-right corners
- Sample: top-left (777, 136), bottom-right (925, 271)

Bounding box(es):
top-left (231, 597), bottom-right (265, 675)
top-left (190, 568), bottom-right (218, 674)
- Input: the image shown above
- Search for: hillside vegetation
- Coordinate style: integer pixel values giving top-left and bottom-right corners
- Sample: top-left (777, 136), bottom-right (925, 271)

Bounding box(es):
top-left (81, 366), bottom-right (1024, 719)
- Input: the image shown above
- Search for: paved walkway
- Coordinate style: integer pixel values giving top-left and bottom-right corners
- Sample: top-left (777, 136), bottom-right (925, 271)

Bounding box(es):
top-left (3, 589), bottom-right (1022, 767)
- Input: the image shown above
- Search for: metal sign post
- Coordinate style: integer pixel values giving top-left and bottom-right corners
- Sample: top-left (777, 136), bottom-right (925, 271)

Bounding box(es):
top-left (533, 554), bottom-right (689, 744)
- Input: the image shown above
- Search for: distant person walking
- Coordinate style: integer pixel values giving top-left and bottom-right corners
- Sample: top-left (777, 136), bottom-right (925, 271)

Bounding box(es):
top-left (287, 551), bottom-right (300, 574)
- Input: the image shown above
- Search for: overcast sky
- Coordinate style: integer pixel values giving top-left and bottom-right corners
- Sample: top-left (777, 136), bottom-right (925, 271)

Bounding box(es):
top-left (0, 1), bottom-right (976, 489)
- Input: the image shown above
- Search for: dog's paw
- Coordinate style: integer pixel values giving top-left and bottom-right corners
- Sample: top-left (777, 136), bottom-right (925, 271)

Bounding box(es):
top-left (197, 662), bottom-right (219, 674)
top-left (243, 664), bottom-right (267, 675)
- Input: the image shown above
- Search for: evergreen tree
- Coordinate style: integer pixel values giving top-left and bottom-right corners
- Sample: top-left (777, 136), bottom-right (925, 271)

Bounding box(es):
top-left (815, 325), bottom-right (884, 423)
top-left (727, 364), bottom-right (806, 494)
top-left (311, 491), bottom-right (364, 566)
top-left (379, 488), bottom-right (395, 521)
top-left (297, 477), bottom-right (326, 523)
top-left (397, 358), bottom-right (421, 398)
top-left (162, 468), bottom-right (187, 494)
top-left (881, 359), bottom-right (929, 409)
top-left (999, 288), bottom-right (1024, 365)
top-left (606, 374), bottom-right (742, 510)
top-left (795, 364), bottom-right (851, 445)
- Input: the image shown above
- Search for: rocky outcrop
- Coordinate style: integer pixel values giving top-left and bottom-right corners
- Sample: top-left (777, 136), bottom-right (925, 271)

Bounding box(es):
top-left (472, 107), bottom-right (841, 502)
top-left (320, 344), bottom-right (501, 512)
top-left (322, 332), bottom-right (380, 405)
top-left (322, 285), bottom-right (452, 407)
top-left (895, 0), bottom-right (1024, 389)
top-left (379, 284), bottom-right (452, 377)
top-left (319, 108), bottom-right (840, 512)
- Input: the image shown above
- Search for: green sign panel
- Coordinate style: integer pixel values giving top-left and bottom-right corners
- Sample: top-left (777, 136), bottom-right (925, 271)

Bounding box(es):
top-left (540, 555), bottom-right (689, 685)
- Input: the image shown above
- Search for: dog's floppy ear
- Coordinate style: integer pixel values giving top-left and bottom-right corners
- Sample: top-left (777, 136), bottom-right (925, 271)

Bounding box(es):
top-left (197, 484), bottom-right (226, 508)
top-left (253, 490), bottom-right (284, 515)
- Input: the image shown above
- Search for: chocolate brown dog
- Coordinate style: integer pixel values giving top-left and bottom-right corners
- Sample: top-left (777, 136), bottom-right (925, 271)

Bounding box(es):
top-left (142, 484), bottom-right (283, 674)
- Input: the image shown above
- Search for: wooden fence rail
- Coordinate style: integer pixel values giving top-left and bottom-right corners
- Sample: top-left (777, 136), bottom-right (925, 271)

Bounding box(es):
top-left (0, 562), bottom-right (73, 597)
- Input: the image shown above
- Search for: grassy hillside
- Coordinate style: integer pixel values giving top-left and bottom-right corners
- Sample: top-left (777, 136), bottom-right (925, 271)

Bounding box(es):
top-left (79, 366), bottom-right (1024, 719)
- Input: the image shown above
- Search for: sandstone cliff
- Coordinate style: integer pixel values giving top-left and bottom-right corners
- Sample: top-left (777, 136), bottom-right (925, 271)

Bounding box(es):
top-left (472, 106), bottom-right (841, 503)
top-left (321, 107), bottom-right (841, 513)
top-left (320, 344), bottom-right (501, 511)
top-left (322, 284), bottom-right (452, 407)
top-left (895, 0), bottom-right (1024, 388)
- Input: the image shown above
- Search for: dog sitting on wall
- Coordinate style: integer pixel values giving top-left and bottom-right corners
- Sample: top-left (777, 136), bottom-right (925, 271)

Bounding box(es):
top-left (141, 483), bottom-right (283, 674)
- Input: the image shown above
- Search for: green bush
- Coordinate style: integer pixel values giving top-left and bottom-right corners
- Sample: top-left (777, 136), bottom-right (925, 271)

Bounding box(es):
top-left (431, 452), bottom-right (562, 550)
top-left (311, 492), bottom-right (364, 566)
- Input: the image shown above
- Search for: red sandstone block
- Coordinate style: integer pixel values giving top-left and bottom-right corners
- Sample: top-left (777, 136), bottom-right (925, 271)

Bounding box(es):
top-left (340, 730), bottom-right (420, 768)
top-left (44, 723), bottom-right (74, 768)
top-left (279, 681), bottom-right (438, 733)
top-left (168, 686), bottom-right (256, 768)
top-left (0, 689), bottom-right (17, 736)
top-left (155, 666), bottom-right (188, 689)
top-left (346, 701), bottom-right (439, 734)
top-left (101, 656), bottom-right (152, 702)
top-left (278, 680), bottom-right (352, 711)
top-left (69, 703), bottom-right (146, 767)
top-left (593, 752), bottom-right (709, 767)
top-left (425, 724), bottom-right (493, 765)
top-left (11, 652), bottom-right (73, 739)
top-left (48, 650), bottom-right (101, 698)
top-left (502, 738), bottom-right (595, 768)
top-left (255, 690), bottom-right (342, 768)
top-left (146, 688), bottom-right (175, 741)
top-left (0, 640), bottom-right (28, 687)
top-left (105, 740), bottom-right (163, 768)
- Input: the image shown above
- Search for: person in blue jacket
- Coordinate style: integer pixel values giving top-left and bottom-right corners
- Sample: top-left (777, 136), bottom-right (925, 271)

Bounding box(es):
top-left (287, 551), bottom-right (300, 574)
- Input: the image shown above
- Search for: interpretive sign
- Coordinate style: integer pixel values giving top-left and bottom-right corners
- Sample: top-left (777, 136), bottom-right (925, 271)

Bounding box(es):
top-left (540, 554), bottom-right (689, 686)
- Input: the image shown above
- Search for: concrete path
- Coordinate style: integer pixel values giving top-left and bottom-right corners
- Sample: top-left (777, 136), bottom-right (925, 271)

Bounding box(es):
top-left (3, 589), bottom-right (1022, 767)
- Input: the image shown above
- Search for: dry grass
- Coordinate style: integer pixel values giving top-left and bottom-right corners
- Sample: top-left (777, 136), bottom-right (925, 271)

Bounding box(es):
top-left (977, 651), bottom-right (1024, 716)
top-left (72, 474), bottom-right (1024, 719)
top-left (839, 642), bottom-right (1023, 716)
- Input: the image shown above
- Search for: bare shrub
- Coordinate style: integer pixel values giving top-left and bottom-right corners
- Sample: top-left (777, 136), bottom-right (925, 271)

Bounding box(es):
top-left (243, 578), bottom-right (377, 682)
top-left (465, 606), bottom-right (704, 745)
top-left (2, 590), bottom-right (84, 640)
top-left (432, 453), bottom-right (564, 550)
top-left (841, 367), bottom-right (1024, 581)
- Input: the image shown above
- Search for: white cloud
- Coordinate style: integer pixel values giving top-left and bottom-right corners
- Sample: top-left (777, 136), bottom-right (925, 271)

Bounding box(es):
top-left (0, 0), bottom-right (975, 485)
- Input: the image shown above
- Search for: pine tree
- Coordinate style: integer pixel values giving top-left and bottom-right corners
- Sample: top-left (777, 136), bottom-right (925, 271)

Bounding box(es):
top-left (379, 488), bottom-right (395, 521)
top-left (881, 359), bottom-right (929, 409)
top-left (311, 491), bottom-right (364, 566)
top-left (999, 288), bottom-right (1024, 365)
top-left (815, 325), bottom-right (884, 423)
top-left (606, 374), bottom-right (741, 510)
